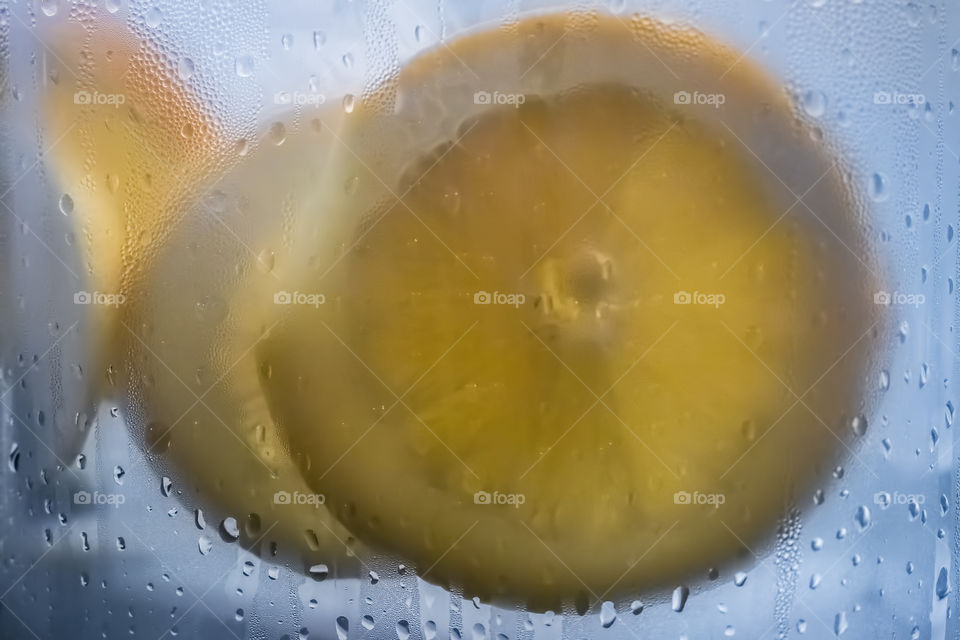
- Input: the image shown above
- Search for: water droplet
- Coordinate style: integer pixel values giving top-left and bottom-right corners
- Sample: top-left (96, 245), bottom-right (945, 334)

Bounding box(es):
top-left (671, 585), bottom-right (689, 611)
top-left (879, 370), bottom-right (890, 391)
top-left (855, 505), bottom-right (871, 529)
top-left (40, 0), bottom-right (58, 17)
top-left (308, 564), bottom-right (329, 580)
top-left (834, 611), bottom-right (848, 636)
top-left (59, 193), bottom-right (74, 215)
top-left (396, 620), bottom-right (410, 640)
top-left (235, 55), bottom-right (255, 78)
top-left (221, 517), bottom-right (240, 540)
top-left (113, 465), bottom-right (125, 485)
top-left (936, 567), bottom-right (949, 599)
top-left (144, 7), bottom-right (162, 28)
top-left (178, 57), bottom-right (195, 81)
top-left (313, 31), bottom-right (326, 49)
top-left (281, 33), bottom-right (294, 50)
top-left (734, 571), bottom-right (747, 586)
top-left (160, 476), bottom-right (172, 497)
top-left (869, 172), bottom-right (888, 202)
top-left (8, 443), bottom-right (20, 472)
top-left (811, 537), bottom-right (824, 551)
top-left (802, 90), bottom-right (826, 118)
top-left (335, 616), bottom-right (349, 640)
top-left (908, 500), bottom-right (921, 519)
top-left (362, 615), bottom-right (375, 630)
top-left (198, 536), bottom-right (212, 555)
top-left (343, 94), bottom-right (356, 114)
top-left (600, 601), bottom-right (617, 628)
top-left (269, 122), bottom-right (287, 145)
top-left (630, 600), bottom-right (643, 615)
top-left (850, 415), bottom-right (867, 436)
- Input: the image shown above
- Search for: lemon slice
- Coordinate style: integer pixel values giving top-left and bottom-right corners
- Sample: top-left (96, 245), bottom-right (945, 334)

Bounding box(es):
top-left (255, 14), bottom-right (877, 607)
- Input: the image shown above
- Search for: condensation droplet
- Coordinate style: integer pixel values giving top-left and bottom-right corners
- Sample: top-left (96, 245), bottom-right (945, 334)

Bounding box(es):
top-left (40, 0), bottom-right (58, 17)
top-left (671, 585), bottom-right (689, 611)
top-left (802, 90), bottom-right (826, 118)
top-left (869, 172), bottom-right (888, 202)
top-left (600, 601), bottom-right (616, 628)
top-left (269, 122), bottom-right (287, 146)
top-left (178, 57), bottom-right (195, 81)
top-left (59, 193), bottom-right (74, 215)
top-left (144, 7), bottom-right (162, 28)
top-left (235, 55), bottom-right (255, 78)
